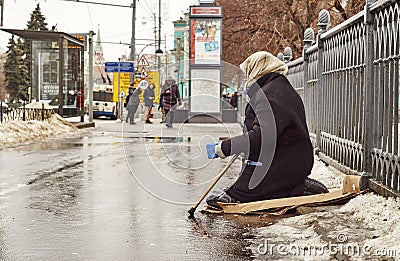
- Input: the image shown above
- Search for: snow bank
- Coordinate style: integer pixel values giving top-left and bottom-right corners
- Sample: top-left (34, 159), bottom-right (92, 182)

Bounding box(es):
top-left (0, 114), bottom-right (80, 149)
top-left (23, 101), bottom-right (53, 109)
top-left (339, 193), bottom-right (400, 252)
top-left (248, 158), bottom-right (400, 260)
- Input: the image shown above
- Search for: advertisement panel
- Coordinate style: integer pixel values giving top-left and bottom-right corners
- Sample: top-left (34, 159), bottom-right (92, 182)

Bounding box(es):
top-left (112, 72), bottom-right (131, 102)
top-left (38, 52), bottom-right (59, 102)
top-left (190, 68), bottom-right (220, 113)
top-left (190, 19), bottom-right (221, 65)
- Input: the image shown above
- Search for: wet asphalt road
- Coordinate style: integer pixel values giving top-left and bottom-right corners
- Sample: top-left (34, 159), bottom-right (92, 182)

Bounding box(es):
top-left (0, 119), bottom-right (289, 260)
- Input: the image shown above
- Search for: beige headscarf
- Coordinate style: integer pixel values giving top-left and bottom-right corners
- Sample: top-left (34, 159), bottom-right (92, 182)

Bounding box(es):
top-left (239, 51), bottom-right (288, 83)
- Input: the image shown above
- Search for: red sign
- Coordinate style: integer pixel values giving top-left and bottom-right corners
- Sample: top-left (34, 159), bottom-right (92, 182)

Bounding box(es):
top-left (138, 55), bottom-right (150, 66)
top-left (190, 7), bottom-right (221, 16)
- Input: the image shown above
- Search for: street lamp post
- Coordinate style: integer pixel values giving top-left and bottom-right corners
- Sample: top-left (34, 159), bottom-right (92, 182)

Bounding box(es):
top-left (155, 0), bottom-right (163, 69)
top-left (129, 0), bottom-right (136, 61)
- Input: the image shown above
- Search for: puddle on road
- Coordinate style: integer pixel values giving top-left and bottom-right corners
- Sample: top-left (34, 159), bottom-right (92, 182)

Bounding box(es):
top-left (185, 209), bottom-right (307, 260)
top-left (123, 136), bottom-right (191, 143)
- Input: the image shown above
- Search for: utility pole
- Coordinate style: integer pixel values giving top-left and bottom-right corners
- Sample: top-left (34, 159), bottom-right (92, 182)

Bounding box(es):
top-left (88, 30), bottom-right (95, 122)
top-left (0, 0), bottom-right (4, 26)
top-left (129, 0), bottom-right (136, 62)
top-left (158, 0), bottom-right (161, 52)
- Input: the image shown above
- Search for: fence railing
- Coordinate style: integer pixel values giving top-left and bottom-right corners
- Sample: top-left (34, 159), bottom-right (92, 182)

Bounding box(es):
top-left (285, 0), bottom-right (400, 197)
top-left (1, 103), bottom-right (56, 123)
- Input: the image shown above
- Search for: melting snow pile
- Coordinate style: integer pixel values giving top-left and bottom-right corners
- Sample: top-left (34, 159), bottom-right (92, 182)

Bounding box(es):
top-left (0, 114), bottom-right (80, 149)
top-left (247, 158), bottom-right (400, 260)
top-left (339, 193), bottom-right (400, 253)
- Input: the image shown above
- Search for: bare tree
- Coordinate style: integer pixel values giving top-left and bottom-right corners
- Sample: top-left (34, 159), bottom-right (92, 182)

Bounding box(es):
top-left (215, 0), bottom-right (365, 70)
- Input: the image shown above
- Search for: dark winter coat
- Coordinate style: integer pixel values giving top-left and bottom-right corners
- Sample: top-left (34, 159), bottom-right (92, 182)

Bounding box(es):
top-left (221, 72), bottom-right (314, 202)
top-left (230, 93), bottom-right (238, 109)
top-left (144, 87), bottom-right (155, 107)
top-left (125, 93), bottom-right (131, 107)
top-left (128, 88), bottom-right (141, 107)
top-left (161, 80), bottom-right (181, 111)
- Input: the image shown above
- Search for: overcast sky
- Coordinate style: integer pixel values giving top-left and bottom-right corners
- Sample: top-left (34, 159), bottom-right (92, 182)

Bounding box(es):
top-left (0, 0), bottom-right (199, 61)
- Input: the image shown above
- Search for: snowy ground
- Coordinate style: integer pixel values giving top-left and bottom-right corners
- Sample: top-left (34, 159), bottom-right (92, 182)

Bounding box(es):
top-left (1, 116), bottom-right (400, 260)
top-left (248, 158), bottom-right (400, 260)
top-left (0, 114), bottom-right (81, 150)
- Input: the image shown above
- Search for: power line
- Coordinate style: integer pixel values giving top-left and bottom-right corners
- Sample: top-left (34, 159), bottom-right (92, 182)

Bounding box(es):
top-left (86, 3), bottom-right (94, 30)
top-left (99, 40), bottom-right (165, 46)
top-left (137, 0), bottom-right (154, 18)
top-left (59, 0), bottom-right (132, 8)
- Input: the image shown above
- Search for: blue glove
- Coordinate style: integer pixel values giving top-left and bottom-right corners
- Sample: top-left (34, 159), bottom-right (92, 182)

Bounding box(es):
top-left (206, 143), bottom-right (219, 159)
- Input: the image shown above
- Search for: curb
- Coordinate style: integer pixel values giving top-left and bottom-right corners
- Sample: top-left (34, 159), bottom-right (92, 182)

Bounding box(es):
top-left (71, 122), bottom-right (96, 129)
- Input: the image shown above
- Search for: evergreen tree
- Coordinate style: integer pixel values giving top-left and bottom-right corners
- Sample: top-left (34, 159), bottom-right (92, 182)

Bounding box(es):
top-left (16, 38), bottom-right (29, 101)
top-left (26, 3), bottom-right (48, 31)
top-left (4, 36), bottom-right (21, 102)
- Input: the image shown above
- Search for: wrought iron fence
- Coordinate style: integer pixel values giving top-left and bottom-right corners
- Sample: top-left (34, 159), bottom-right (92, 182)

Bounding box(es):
top-left (285, 0), bottom-right (400, 196)
top-left (0, 103), bottom-right (56, 123)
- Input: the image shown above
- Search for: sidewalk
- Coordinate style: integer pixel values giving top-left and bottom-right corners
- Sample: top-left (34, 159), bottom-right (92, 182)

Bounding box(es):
top-left (103, 117), bottom-right (400, 260)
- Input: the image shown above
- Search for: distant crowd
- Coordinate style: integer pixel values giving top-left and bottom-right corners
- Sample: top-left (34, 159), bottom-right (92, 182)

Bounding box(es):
top-left (222, 91), bottom-right (239, 110)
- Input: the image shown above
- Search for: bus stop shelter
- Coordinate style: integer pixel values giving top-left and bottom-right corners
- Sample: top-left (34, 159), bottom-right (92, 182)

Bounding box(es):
top-left (1, 29), bottom-right (85, 117)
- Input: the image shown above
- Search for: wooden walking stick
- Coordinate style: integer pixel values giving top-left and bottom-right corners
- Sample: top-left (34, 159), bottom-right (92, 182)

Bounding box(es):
top-left (188, 154), bottom-right (239, 219)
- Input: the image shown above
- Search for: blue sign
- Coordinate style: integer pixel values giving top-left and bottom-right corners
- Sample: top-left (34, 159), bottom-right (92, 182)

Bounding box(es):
top-left (105, 62), bottom-right (134, 73)
top-left (120, 62), bottom-right (134, 67)
top-left (105, 62), bottom-right (119, 67)
top-left (105, 67), bottom-right (119, 72)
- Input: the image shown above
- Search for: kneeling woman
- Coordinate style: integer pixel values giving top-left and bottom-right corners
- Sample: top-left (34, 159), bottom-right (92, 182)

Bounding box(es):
top-left (207, 51), bottom-right (315, 207)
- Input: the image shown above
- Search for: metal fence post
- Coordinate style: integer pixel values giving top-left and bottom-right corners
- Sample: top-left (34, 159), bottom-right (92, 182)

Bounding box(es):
top-left (283, 47), bottom-right (292, 63)
top-left (23, 100), bottom-right (25, 121)
top-left (316, 9), bottom-right (330, 153)
top-left (277, 52), bottom-right (284, 61)
top-left (362, 0), bottom-right (375, 174)
top-left (303, 28), bottom-right (314, 140)
top-left (41, 103), bottom-right (44, 121)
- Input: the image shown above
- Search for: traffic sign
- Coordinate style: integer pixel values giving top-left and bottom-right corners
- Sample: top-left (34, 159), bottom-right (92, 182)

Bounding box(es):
top-left (140, 67), bottom-right (150, 79)
top-left (105, 62), bottom-right (119, 67)
top-left (138, 55), bottom-right (150, 67)
top-left (138, 80), bottom-right (149, 89)
top-left (105, 62), bottom-right (134, 72)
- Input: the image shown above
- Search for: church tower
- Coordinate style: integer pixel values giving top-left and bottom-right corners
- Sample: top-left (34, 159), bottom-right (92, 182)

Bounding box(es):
top-left (93, 26), bottom-right (109, 85)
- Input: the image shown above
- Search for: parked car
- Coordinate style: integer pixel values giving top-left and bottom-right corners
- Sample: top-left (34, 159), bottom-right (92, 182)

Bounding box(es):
top-left (0, 101), bottom-right (10, 113)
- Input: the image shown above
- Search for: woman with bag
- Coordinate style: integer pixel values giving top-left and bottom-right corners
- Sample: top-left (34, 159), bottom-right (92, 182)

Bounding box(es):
top-left (160, 76), bottom-right (181, 128)
top-left (144, 83), bottom-right (155, 124)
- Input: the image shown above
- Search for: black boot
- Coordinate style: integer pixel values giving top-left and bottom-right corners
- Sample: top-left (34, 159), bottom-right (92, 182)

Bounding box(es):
top-left (206, 192), bottom-right (239, 209)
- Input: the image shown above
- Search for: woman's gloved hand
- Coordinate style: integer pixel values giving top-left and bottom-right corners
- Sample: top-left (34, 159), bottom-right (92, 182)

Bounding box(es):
top-left (206, 143), bottom-right (227, 159)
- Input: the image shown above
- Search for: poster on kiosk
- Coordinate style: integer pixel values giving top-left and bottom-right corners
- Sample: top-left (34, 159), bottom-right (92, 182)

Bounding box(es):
top-left (189, 2), bottom-right (222, 115)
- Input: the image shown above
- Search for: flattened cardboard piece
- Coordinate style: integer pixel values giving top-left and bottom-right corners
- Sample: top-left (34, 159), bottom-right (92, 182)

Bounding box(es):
top-left (202, 175), bottom-right (363, 215)
top-left (201, 205), bottom-right (296, 215)
top-left (219, 189), bottom-right (344, 214)
top-left (342, 175), bottom-right (361, 193)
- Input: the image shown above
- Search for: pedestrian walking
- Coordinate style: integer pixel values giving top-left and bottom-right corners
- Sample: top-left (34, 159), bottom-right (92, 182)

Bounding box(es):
top-left (158, 93), bottom-right (166, 123)
top-left (160, 76), bottom-right (181, 128)
top-left (206, 51), bottom-right (315, 208)
top-left (126, 84), bottom-right (142, 125)
top-left (125, 89), bottom-right (132, 123)
top-left (144, 83), bottom-right (156, 124)
top-left (230, 91), bottom-right (239, 110)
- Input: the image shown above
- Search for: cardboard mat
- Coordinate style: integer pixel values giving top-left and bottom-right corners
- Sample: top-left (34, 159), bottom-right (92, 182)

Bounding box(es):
top-left (201, 175), bottom-right (365, 215)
